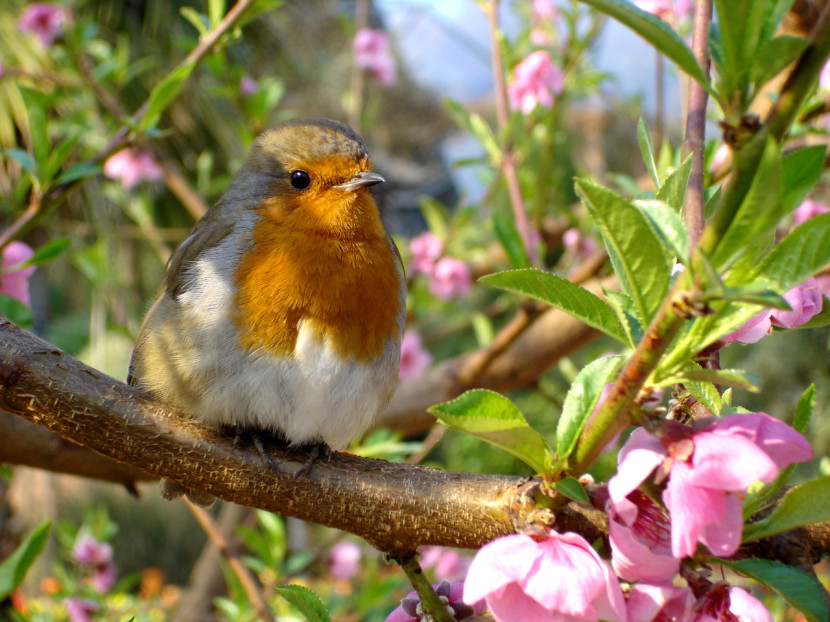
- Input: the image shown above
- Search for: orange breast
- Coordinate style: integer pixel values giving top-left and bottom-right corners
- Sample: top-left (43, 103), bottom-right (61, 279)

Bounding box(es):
top-left (233, 189), bottom-right (402, 362)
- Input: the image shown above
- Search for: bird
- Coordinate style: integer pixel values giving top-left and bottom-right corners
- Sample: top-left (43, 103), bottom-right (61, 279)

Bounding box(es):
top-left (127, 118), bottom-right (406, 506)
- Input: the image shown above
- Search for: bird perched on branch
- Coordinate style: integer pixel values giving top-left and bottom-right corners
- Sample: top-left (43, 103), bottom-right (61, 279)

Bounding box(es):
top-left (128, 118), bottom-right (406, 506)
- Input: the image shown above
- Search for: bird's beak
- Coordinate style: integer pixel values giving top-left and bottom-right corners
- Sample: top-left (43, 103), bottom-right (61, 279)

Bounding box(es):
top-left (334, 171), bottom-right (385, 192)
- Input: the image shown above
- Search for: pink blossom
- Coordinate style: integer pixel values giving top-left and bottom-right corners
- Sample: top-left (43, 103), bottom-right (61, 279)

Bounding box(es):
top-left (73, 536), bottom-right (116, 594)
top-left (409, 231), bottom-right (442, 275)
top-left (63, 598), bottom-right (99, 622)
top-left (398, 331), bottom-right (432, 381)
top-left (354, 28), bottom-right (397, 86)
top-left (507, 51), bottom-right (564, 115)
top-left (607, 490), bottom-right (679, 583)
top-left (609, 414), bottom-right (812, 559)
top-left (240, 75), bottom-right (259, 96)
top-left (563, 228), bottom-right (599, 261)
top-left (91, 564), bottom-right (116, 593)
top-left (327, 541), bottom-right (361, 581)
top-left (695, 585), bottom-right (772, 622)
top-left (533, 0), bottom-right (558, 20)
top-left (429, 257), bottom-right (472, 300)
top-left (104, 149), bottom-right (163, 188)
top-left (672, 0), bottom-right (694, 22)
top-left (635, 0), bottom-right (672, 18)
top-left (771, 277), bottom-right (823, 328)
top-left (18, 3), bottom-right (68, 47)
top-left (419, 546), bottom-right (471, 583)
top-left (722, 310), bottom-right (773, 344)
top-left (463, 532), bottom-right (627, 621)
top-left (821, 61), bottom-right (830, 91)
top-left (627, 584), bottom-right (694, 622)
top-left (794, 198), bottom-right (830, 226)
top-left (386, 581), bottom-right (484, 622)
top-left (0, 241), bottom-right (36, 307)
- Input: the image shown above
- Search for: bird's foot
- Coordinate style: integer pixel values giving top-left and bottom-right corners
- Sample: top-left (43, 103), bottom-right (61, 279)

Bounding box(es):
top-left (294, 441), bottom-right (332, 479)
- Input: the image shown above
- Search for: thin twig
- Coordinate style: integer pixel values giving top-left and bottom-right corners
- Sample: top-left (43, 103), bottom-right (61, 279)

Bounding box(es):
top-left (682, 0), bottom-right (713, 250)
top-left (485, 0), bottom-right (535, 263)
top-left (397, 555), bottom-right (456, 622)
top-left (186, 500), bottom-right (276, 622)
top-left (348, 0), bottom-right (369, 132)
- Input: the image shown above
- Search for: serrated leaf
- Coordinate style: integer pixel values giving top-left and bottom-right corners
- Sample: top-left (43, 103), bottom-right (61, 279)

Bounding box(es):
top-left (0, 520), bottom-right (50, 599)
top-left (655, 153), bottom-right (693, 211)
top-left (603, 289), bottom-right (643, 346)
top-left (556, 356), bottom-right (622, 462)
top-left (686, 378), bottom-right (723, 415)
top-left (551, 475), bottom-right (589, 503)
top-left (493, 213), bottom-right (530, 269)
top-left (712, 134), bottom-right (782, 270)
top-left (744, 477), bottom-right (830, 541)
top-left (720, 286), bottom-right (790, 309)
top-left (138, 62), bottom-right (197, 131)
top-left (756, 213), bottom-right (830, 291)
top-left (794, 384), bottom-right (815, 434)
top-left (718, 559), bottom-right (827, 622)
top-left (275, 584), bottom-right (330, 622)
top-left (634, 200), bottom-right (690, 263)
top-left (713, 0), bottom-right (766, 101)
top-left (480, 269), bottom-right (629, 344)
top-left (576, 0), bottom-right (714, 97)
top-left (637, 118), bottom-right (660, 187)
top-left (23, 239), bottom-right (71, 266)
top-left (781, 145), bottom-right (826, 218)
top-left (575, 179), bottom-right (671, 325)
top-left (429, 389), bottom-right (551, 474)
top-left (659, 367), bottom-right (759, 392)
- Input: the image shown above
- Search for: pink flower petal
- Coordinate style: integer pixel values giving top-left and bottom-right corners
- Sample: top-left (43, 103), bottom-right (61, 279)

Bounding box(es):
top-left (428, 257), bottom-right (472, 301)
top-left (727, 586), bottom-right (773, 622)
top-left (687, 431), bottom-right (779, 490)
top-left (0, 241), bottom-right (36, 306)
top-left (627, 584), bottom-right (694, 622)
top-left (709, 413), bottom-right (813, 470)
top-left (771, 278), bottom-right (823, 329)
top-left (723, 310), bottom-right (772, 344)
top-left (608, 428), bottom-right (668, 524)
top-left (608, 517), bottom-right (679, 583)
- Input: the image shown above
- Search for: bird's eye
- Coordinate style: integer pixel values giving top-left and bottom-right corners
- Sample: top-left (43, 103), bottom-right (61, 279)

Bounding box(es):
top-left (289, 169), bottom-right (311, 190)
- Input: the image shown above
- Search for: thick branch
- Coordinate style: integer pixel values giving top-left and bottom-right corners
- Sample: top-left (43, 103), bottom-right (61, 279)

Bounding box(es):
top-left (0, 321), bottom-right (605, 555)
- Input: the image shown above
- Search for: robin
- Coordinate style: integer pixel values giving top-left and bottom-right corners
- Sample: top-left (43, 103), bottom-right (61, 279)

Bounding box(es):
top-left (128, 118), bottom-right (406, 505)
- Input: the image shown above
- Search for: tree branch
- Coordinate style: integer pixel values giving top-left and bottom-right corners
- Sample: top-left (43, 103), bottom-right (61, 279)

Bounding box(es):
top-left (0, 321), bottom-right (606, 556)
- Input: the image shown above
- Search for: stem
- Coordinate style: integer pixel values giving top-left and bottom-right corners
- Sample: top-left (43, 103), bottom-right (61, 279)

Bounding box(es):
top-left (348, 0), bottom-right (369, 132)
top-left (486, 0), bottom-right (536, 264)
top-left (398, 555), bottom-right (456, 622)
top-left (187, 501), bottom-right (276, 622)
top-left (682, 0), bottom-right (713, 250)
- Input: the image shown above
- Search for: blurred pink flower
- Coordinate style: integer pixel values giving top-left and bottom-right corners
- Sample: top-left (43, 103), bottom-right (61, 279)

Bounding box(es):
top-left (563, 228), bottom-right (599, 261)
top-left (398, 331), bottom-right (432, 381)
top-left (627, 584), bottom-right (694, 622)
top-left (672, 0), bottom-right (694, 22)
top-left (354, 28), bottom-right (396, 86)
top-left (723, 310), bottom-right (773, 345)
top-left (533, 0), bottom-right (558, 20)
top-left (104, 148), bottom-right (163, 188)
top-left (18, 3), bottom-right (68, 47)
top-left (463, 532), bottom-right (626, 621)
top-left (409, 231), bottom-right (442, 275)
top-left (607, 490), bottom-right (678, 583)
top-left (419, 546), bottom-right (471, 583)
top-left (429, 257), bottom-right (472, 300)
top-left (609, 414), bottom-right (812, 559)
top-left (507, 51), bottom-right (564, 115)
top-left (793, 198), bottom-right (830, 227)
top-left (240, 75), bottom-right (259, 96)
top-left (695, 585), bottom-right (772, 622)
top-left (821, 60), bottom-right (830, 90)
top-left (73, 536), bottom-right (116, 593)
top-left (386, 581), bottom-right (483, 622)
top-left (327, 541), bottom-right (361, 581)
top-left (1, 241), bottom-right (36, 307)
top-left (710, 143), bottom-right (730, 174)
top-left (635, 0), bottom-right (672, 18)
top-left (63, 598), bottom-right (99, 622)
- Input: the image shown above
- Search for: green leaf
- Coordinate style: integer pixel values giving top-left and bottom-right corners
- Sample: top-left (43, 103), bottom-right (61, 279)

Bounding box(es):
top-left (493, 213), bottom-right (530, 269)
top-left (0, 295), bottom-right (32, 327)
top-left (686, 378), bottom-right (723, 414)
top-left (56, 162), bottom-right (102, 185)
top-left (634, 200), bottom-right (690, 263)
top-left (24, 239), bottom-right (71, 267)
top-left (44, 131), bottom-right (81, 182)
top-left (180, 7), bottom-right (210, 35)
top-left (429, 390), bottom-right (551, 474)
top-left (711, 134), bottom-right (782, 270)
top-left (718, 559), bottom-right (827, 622)
top-left (780, 145), bottom-right (826, 218)
top-left (712, 0), bottom-right (767, 102)
top-left (659, 367), bottom-right (760, 392)
top-left (575, 179), bottom-right (672, 325)
top-left (755, 212), bottom-right (830, 291)
top-left (469, 113), bottom-right (501, 164)
top-left (744, 477), bottom-right (830, 541)
top-left (556, 356), bottom-right (622, 463)
top-left (655, 153), bottom-right (693, 211)
top-left (0, 520), bottom-right (50, 600)
top-left (794, 384), bottom-right (815, 434)
top-left (576, 0), bottom-right (715, 98)
top-left (274, 584), bottom-right (330, 622)
top-left (603, 289), bottom-right (643, 345)
top-left (21, 89), bottom-right (50, 170)
top-left (138, 62), bottom-right (198, 131)
top-left (551, 475), bottom-right (589, 503)
top-left (637, 118), bottom-right (660, 187)
top-left (751, 35), bottom-right (809, 91)
top-left (480, 269), bottom-right (629, 344)
top-left (4, 149), bottom-right (38, 178)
